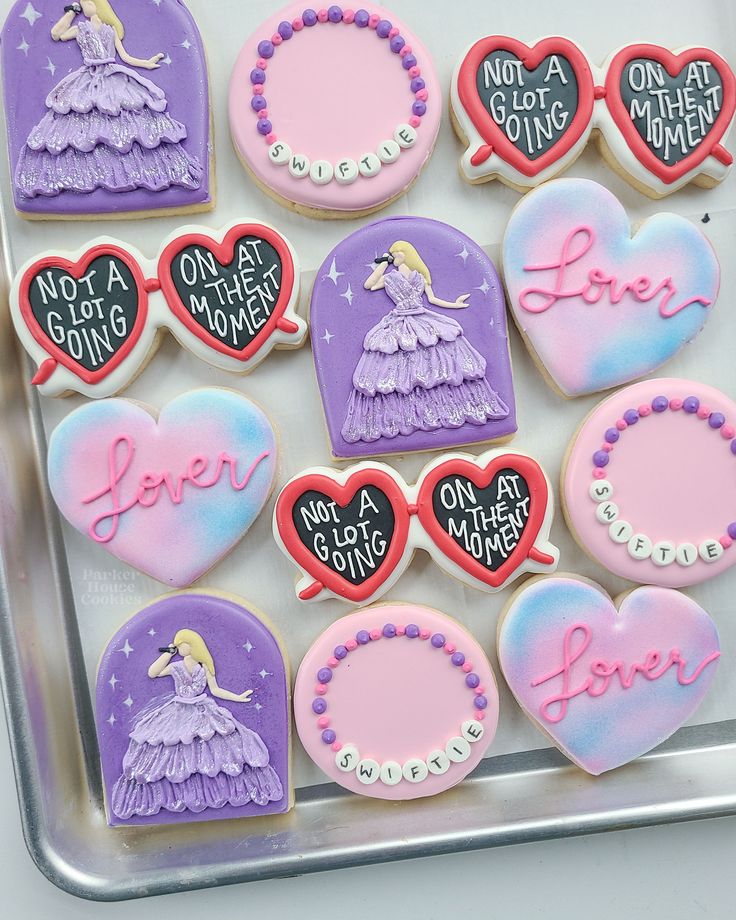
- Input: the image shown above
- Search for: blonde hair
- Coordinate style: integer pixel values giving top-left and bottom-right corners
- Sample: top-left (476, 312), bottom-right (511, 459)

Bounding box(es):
top-left (88, 0), bottom-right (125, 39)
top-left (174, 629), bottom-right (216, 676)
top-left (389, 241), bottom-right (432, 285)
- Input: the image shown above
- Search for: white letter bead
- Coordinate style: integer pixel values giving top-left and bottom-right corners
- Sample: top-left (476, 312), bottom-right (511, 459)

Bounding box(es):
top-left (445, 736), bottom-right (472, 763)
top-left (335, 158), bottom-right (359, 184)
top-left (358, 152), bottom-right (382, 177)
top-left (699, 539), bottom-right (724, 563)
top-left (268, 141), bottom-right (291, 165)
top-left (288, 153), bottom-right (310, 178)
top-left (596, 501), bottom-right (619, 524)
top-left (394, 123), bottom-right (418, 148)
top-left (651, 541), bottom-right (676, 567)
top-left (676, 543), bottom-right (698, 567)
top-left (609, 520), bottom-right (633, 544)
top-left (426, 749), bottom-right (451, 775)
top-left (310, 159), bottom-right (334, 185)
top-left (379, 761), bottom-right (403, 786)
top-left (403, 758), bottom-right (429, 783)
top-left (356, 758), bottom-right (380, 784)
top-left (627, 533), bottom-right (652, 560)
top-left (377, 138), bottom-right (401, 163)
top-left (335, 744), bottom-right (360, 772)
top-left (589, 480), bottom-right (613, 502)
top-left (461, 719), bottom-right (485, 743)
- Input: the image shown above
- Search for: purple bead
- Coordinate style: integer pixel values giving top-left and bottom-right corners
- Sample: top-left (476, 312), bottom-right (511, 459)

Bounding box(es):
top-left (652, 396), bottom-right (669, 412)
top-left (312, 698), bottom-right (327, 714)
top-left (683, 396), bottom-right (700, 414)
top-left (250, 67), bottom-right (266, 85)
top-left (390, 35), bottom-right (406, 53)
top-left (410, 76), bottom-right (425, 92)
top-left (334, 644), bottom-right (348, 660)
top-left (604, 427), bottom-right (620, 444)
top-left (623, 409), bottom-right (639, 425)
top-left (251, 96), bottom-right (267, 112)
top-left (475, 695), bottom-right (488, 710)
top-left (731, 440), bottom-right (736, 455)
top-left (708, 412), bottom-right (726, 429)
top-left (728, 523), bottom-right (736, 539)
top-left (466, 673), bottom-right (480, 689)
top-left (317, 667), bottom-right (333, 683)
top-left (451, 652), bottom-right (465, 667)
top-left (354, 8), bottom-right (369, 26)
top-left (412, 101), bottom-right (427, 116)
top-left (405, 624), bottom-right (420, 638)
top-left (278, 20), bottom-right (294, 39)
top-left (402, 54), bottom-right (417, 70)
top-left (328, 5), bottom-right (342, 22)
top-left (376, 19), bottom-right (392, 37)
top-left (382, 623), bottom-right (397, 638)
top-left (592, 450), bottom-right (609, 468)
top-left (257, 39), bottom-right (275, 59)
top-left (356, 629), bottom-right (370, 645)
top-left (302, 8), bottom-right (317, 25)
top-left (256, 118), bottom-right (272, 135)
top-left (321, 729), bottom-right (336, 745)
top-left (430, 633), bottom-right (446, 649)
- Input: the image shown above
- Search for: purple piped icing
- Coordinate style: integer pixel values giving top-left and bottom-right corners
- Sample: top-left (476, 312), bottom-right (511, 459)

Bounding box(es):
top-left (1, 0), bottom-right (211, 217)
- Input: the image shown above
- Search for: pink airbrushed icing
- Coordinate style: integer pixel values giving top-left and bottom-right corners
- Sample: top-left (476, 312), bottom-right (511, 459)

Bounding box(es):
top-left (294, 605), bottom-right (498, 800)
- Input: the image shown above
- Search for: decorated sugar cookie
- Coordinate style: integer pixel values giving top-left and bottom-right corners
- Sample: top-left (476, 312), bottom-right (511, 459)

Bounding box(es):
top-left (563, 378), bottom-right (736, 587)
top-left (502, 179), bottom-right (720, 397)
top-left (294, 604), bottom-right (498, 800)
top-left (274, 448), bottom-right (558, 603)
top-left (498, 577), bottom-right (720, 774)
top-left (48, 388), bottom-right (277, 586)
top-left (1, 0), bottom-right (212, 219)
top-left (96, 590), bottom-right (292, 826)
top-left (10, 222), bottom-right (305, 397)
top-left (228, 2), bottom-right (440, 218)
top-left (311, 216), bottom-right (516, 458)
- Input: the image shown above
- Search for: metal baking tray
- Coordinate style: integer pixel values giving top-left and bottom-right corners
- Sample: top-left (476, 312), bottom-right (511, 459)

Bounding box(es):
top-left (1, 0), bottom-right (736, 902)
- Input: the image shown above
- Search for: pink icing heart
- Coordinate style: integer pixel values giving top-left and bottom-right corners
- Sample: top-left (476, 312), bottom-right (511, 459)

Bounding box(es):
top-left (498, 578), bottom-right (720, 774)
top-left (48, 389), bottom-right (277, 587)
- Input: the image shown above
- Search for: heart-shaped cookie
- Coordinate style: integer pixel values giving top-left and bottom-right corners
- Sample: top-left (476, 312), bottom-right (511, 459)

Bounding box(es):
top-left (503, 178), bottom-right (720, 397)
top-left (498, 577), bottom-right (720, 774)
top-left (48, 389), bottom-right (277, 587)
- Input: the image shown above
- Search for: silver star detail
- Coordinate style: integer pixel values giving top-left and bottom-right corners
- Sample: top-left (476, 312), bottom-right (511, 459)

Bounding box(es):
top-left (108, 674), bottom-right (119, 690)
top-left (365, 250), bottom-right (381, 270)
top-left (16, 37), bottom-right (29, 55)
top-left (119, 639), bottom-right (134, 658)
top-left (456, 245), bottom-right (469, 263)
top-left (162, 54), bottom-right (172, 66)
top-left (20, 3), bottom-right (41, 26)
top-left (107, 713), bottom-right (116, 726)
top-left (255, 703), bottom-right (263, 711)
top-left (476, 278), bottom-right (491, 295)
top-left (148, 628), bottom-right (156, 637)
top-left (243, 640), bottom-right (254, 654)
top-left (326, 257), bottom-right (344, 285)
top-left (123, 695), bottom-right (133, 708)
top-left (180, 38), bottom-right (191, 50)
top-left (489, 318), bottom-right (495, 329)
top-left (258, 669), bottom-right (271, 679)
top-left (151, 0), bottom-right (162, 5)
top-left (44, 57), bottom-right (56, 76)
top-left (322, 329), bottom-right (334, 345)
top-left (340, 283), bottom-right (354, 306)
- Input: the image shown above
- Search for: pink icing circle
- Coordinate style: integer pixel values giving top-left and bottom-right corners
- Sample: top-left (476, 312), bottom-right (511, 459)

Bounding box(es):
top-left (294, 605), bottom-right (498, 800)
top-left (564, 378), bottom-right (736, 587)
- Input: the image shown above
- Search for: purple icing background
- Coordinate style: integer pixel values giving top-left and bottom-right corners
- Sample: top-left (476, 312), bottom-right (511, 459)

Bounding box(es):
top-left (311, 216), bottom-right (517, 458)
top-left (1, 0), bottom-right (210, 215)
top-left (96, 593), bottom-right (290, 827)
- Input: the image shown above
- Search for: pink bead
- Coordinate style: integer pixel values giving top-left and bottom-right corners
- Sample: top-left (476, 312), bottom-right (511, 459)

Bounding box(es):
top-left (342, 8), bottom-right (355, 22)
top-left (369, 628), bottom-right (381, 640)
top-left (615, 419), bottom-right (628, 430)
top-left (328, 656), bottom-right (339, 668)
top-left (638, 404), bottom-right (652, 417)
top-left (253, 84), bottom-right (264, 94)
top-left (259, 108), bottom-right (269, 119)
top-left (265, 132), bottom-right (277, 144)
top-left (396, 625), bottom-right (406, 636)
top-left (462, 662), bottom-right (473, 673)
top-left (257, 58), bottom-right (268, 69)
top-left (669, 398), bottom-right (683, 410)
top-left (409, 65), bottom-right (421, 78)
top-left (271, 32), bottom-right (283, 45)
top-left (721, 425), bottom-right (735, 439)
top-left (475, 685), bottom-right (485, 695)
top-left (345, 638), bottom-right (358, 651)
top-left (317, 716), bottom-right (330, 728)
top-left (400, 44), bottom-right (412, 56)
top-left (315, 684), bottom-right (327, 695)
top-left (475, 711), bottom-right (486, 721)
top-left (593, 468), bottom-right (606, 479)
top-left (720, 535), bottom-right (733, 549)
top-left (409, 115), bottom-right (421, 127)
top-left (444, 643), bottom-right (456, 655)
top-left (331, 741), bottom-right (342, 752)
top-left (317, 9), bottom-right (328, 22)
top-left (368, 12), bottom-right (379, 27)
top-left (292, 17), bottom-right (304, 30)
top-left (697, 405), bottom-right (711, 419)
top-left (602, 443), bottom-right (613, 453)
top-left (420, 628), bottom-right (430, 640)
top-left (416, 88), bottom-right (429, 101)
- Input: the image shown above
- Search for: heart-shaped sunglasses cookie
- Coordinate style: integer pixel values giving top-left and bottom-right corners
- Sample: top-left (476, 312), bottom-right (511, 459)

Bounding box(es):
top-left (273, 448), bottom-right (559, 604)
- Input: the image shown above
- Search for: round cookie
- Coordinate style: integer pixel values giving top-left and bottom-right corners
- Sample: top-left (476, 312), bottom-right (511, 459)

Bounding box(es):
top-left (562, 378), bottom-right (736, 587)
top-left (47, 388), bottom-right (278, 586)
top-left (294, 604), bottom-right (498, 800)
top-left (497, 576), bottom-right (720, 774)
top-left (96, 589), bottom-right (292, 826)
top-left (228, 3), bottom-right (440, 218)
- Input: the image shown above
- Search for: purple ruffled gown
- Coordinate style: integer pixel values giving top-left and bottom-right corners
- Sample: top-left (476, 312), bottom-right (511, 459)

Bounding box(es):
top-left (111, 662), bottom-right (283, 818)
top-left (342, 269), bottom-right (509, 443)
top-left (15, 21), bottom-right (201, 198)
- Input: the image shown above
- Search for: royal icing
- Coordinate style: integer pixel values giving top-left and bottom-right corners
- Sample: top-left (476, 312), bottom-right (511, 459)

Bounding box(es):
top-left (451, 36), bottom-right (735, 195)
top-left (1, 0), bottom-right (212, 218)
top-left (96, 591), bottom-right (291, 826)
top-left (48, 388), bottom-right (278, 586)
top-left (498, 577), bottom-right (720, 774)
top-left (311, 215), bottom-right (516, 458)
top-left (294, 605), bottom-right (498, 800)
top-left (10, 222), bottom-right (306, 397)
top-left (273, 449), bottom-right (558, 603)
top-left (563, 378), bottom-right (736, 588)
top-left (502, 178), bottom-right (720, 397)
top-left (228, 1), bottom-right (440, 215)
